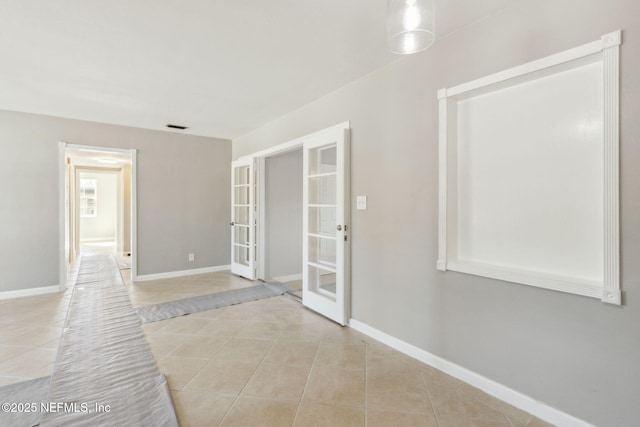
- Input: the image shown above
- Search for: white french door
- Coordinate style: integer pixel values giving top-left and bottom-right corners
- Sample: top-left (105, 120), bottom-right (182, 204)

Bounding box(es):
top-left (230, 158), bottom-right (256, 280)
top-left (302, 127), bottom-right (350, 325)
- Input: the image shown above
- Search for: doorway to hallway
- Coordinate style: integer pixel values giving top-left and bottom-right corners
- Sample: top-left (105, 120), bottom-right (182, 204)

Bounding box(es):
top-left (60, 143), bottom-right (137, 289)
top-left (232, 122), bottom-right (351, 325)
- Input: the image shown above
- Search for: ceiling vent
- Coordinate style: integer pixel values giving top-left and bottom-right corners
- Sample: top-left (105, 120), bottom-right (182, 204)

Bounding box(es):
top-left (166, 124), bottom-right (188, 130)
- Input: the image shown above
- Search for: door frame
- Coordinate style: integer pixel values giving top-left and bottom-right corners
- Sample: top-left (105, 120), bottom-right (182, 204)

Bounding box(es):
top-left (236, 122), bottom-right (350, 283)
top-left (58, 142), bottom-right (137, 291)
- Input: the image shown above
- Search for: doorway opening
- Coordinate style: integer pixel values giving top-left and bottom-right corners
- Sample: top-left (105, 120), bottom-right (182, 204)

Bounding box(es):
top-left (77, 168), bottom-right (119, 256)
top-left (234, 122), bottom-right (351, 325)
top-left (261, 147), bottom-right (304, 297)
top-left (60, 143), bottom-right (137, 289)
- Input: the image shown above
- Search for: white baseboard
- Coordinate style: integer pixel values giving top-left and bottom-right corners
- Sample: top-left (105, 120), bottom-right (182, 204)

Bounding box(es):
top-left (348, 319), bottom-right (593, 427)
top-left (134, 265), bottom-right (231, 282)
top-left (272, 273), bottom-right (302, 283)
top-left (0, 285), bottom-right (61, 300)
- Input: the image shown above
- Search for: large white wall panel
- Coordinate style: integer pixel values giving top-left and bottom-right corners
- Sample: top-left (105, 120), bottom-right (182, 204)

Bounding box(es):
top-left (456, 61), bottom-right (604, 281)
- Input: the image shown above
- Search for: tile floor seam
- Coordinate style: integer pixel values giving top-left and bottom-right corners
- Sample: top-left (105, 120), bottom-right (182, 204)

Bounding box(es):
top-left (222, 394), bottom-right (301, 404)
top-left (216, 333), bottom-right (281, 426)
top-left (458, 382), bottom-right (530, 425)
top-left (174, 334), bottom-right (236, 392)
top-left (421, 371), bottom-right (443, 427)
top-left (290, 328), bottom-right (324, 427)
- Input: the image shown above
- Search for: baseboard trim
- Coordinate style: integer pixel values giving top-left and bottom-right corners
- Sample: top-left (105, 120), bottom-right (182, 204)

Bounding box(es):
top-left (0, 285), bottom-right (61, 300)
top-left (79, 238), bottom-right (116, 243)
top-left (348, 319), bottom-right (593, 427)
top-left (272, 273), bottom-right (302, 283)
top-left (134, 265), bottom-right (231, 282)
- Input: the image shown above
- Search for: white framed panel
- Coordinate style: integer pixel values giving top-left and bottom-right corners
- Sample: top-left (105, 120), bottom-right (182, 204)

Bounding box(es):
top-left (437, 31), bottom-right (621, 304)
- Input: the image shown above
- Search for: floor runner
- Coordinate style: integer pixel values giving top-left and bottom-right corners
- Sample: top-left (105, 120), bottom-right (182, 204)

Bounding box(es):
top-left (37, 255), bottom-right (179, 426)
top-left (136, 281), bottom-right (296, 324)
top-left (0, 377), bottom-right (50, 427)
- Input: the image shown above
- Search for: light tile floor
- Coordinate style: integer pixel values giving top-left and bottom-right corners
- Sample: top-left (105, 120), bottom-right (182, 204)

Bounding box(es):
top-left (0, 263), bottom-right (554, 426)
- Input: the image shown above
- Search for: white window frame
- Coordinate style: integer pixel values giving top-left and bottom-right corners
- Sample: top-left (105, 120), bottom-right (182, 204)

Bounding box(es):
top-left (437, 31), bottom-right (621, 305)
top-left (79, 178), bottom-right (98, 218)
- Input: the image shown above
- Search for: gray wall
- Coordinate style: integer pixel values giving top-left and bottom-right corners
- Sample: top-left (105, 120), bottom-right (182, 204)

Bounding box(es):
top-left (0, 109), bottom-right (231, 291)
top-left (233, 1), bottom-right (640, 425)
top-left (265, 149), bottom-right (303, 280)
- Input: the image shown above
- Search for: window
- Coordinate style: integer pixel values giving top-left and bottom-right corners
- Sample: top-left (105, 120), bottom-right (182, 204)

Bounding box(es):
top-left (437, 31), bottom-right (621, 304)
top-left (80, 179), bottom-right (97, 217)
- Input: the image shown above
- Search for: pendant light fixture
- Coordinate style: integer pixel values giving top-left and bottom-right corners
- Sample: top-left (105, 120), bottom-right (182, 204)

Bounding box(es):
top-left (387, 0), bottom-right (435, 54)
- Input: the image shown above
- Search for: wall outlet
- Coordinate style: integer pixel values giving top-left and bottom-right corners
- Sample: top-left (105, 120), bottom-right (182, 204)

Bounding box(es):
top-left (188, 253), bottom-right (195, 262)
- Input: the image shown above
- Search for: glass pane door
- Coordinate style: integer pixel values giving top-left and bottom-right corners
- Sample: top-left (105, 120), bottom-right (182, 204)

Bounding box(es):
top-left (231, 158), bottom-right (256, 279)
top-left (302, 127), bottom-right (350, 325)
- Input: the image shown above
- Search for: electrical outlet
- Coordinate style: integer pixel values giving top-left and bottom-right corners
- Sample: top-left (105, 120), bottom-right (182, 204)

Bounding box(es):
top-left (188, 253), bottom-right (195, 262)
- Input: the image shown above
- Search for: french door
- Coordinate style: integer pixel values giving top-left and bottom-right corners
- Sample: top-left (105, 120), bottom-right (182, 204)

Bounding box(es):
top-left (230, 158), bottom-right (256, 280)
top-left (302, 127), bottom-right (350, 325)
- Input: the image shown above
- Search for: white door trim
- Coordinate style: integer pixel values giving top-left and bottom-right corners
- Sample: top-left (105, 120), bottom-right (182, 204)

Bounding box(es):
top-left (58, 142), bottom-right (138, 289)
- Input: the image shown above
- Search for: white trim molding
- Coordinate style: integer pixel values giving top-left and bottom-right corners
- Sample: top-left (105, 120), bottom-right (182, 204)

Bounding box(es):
top-left (601, 31), bottom-right (621, 305)
top-left (272, 273), bottom-right (303, 283)
top-left (0, 285), bottom-right (61, 300)
top-left (436, 31), bottom-right (622, 305)
top-left (237, 121), bottom-right (350, 162)
top-left (349, 319), bottom-right (594, 427)
top-left (58, 142), bottom-right (67, 291)
top-left (134, 265), bottom-right (231, 282)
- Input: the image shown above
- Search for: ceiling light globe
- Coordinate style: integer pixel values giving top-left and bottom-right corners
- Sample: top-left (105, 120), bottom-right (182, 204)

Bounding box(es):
top-left (387, 0), bottom-right (435, 54)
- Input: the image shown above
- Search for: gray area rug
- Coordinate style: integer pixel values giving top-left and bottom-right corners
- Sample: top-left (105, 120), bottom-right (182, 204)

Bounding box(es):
top-left (136, 281), bottom-right (297, 324)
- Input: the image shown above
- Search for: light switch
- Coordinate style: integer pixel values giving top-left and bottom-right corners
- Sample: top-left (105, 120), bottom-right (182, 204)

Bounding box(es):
top-left (356, 196), bottom-right (367, 210)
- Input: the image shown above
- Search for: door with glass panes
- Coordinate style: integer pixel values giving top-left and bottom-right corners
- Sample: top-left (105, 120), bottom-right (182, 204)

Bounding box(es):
top-left (230, 158), bottom-right (256, 280)
top-left (302, 127), bottom-right (350, 325)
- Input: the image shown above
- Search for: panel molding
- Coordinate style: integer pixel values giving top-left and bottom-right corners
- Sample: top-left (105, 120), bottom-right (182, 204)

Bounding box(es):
top-left (437, 31), bottom-right (621, 304)
top-left (602, 31), bottom-right (621, 305)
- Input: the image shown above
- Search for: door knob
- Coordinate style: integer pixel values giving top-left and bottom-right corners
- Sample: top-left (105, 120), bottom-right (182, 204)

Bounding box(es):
top-left (336, 225), bottom-right (342, 231)
top-left (230, 222), bottom-right (235, 226)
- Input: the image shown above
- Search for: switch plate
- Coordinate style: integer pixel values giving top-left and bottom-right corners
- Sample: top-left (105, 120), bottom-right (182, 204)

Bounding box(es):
top-left (188, 253), bottom-right (195, 262)
top-left (356, 196), bottom-right (367, 210)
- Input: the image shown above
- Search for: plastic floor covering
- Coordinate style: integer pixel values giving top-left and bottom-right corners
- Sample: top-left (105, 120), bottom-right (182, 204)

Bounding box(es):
top-left (136, 281), bottom-right (297, 324)
top-left (0, 255), bottom-right (179, 427)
